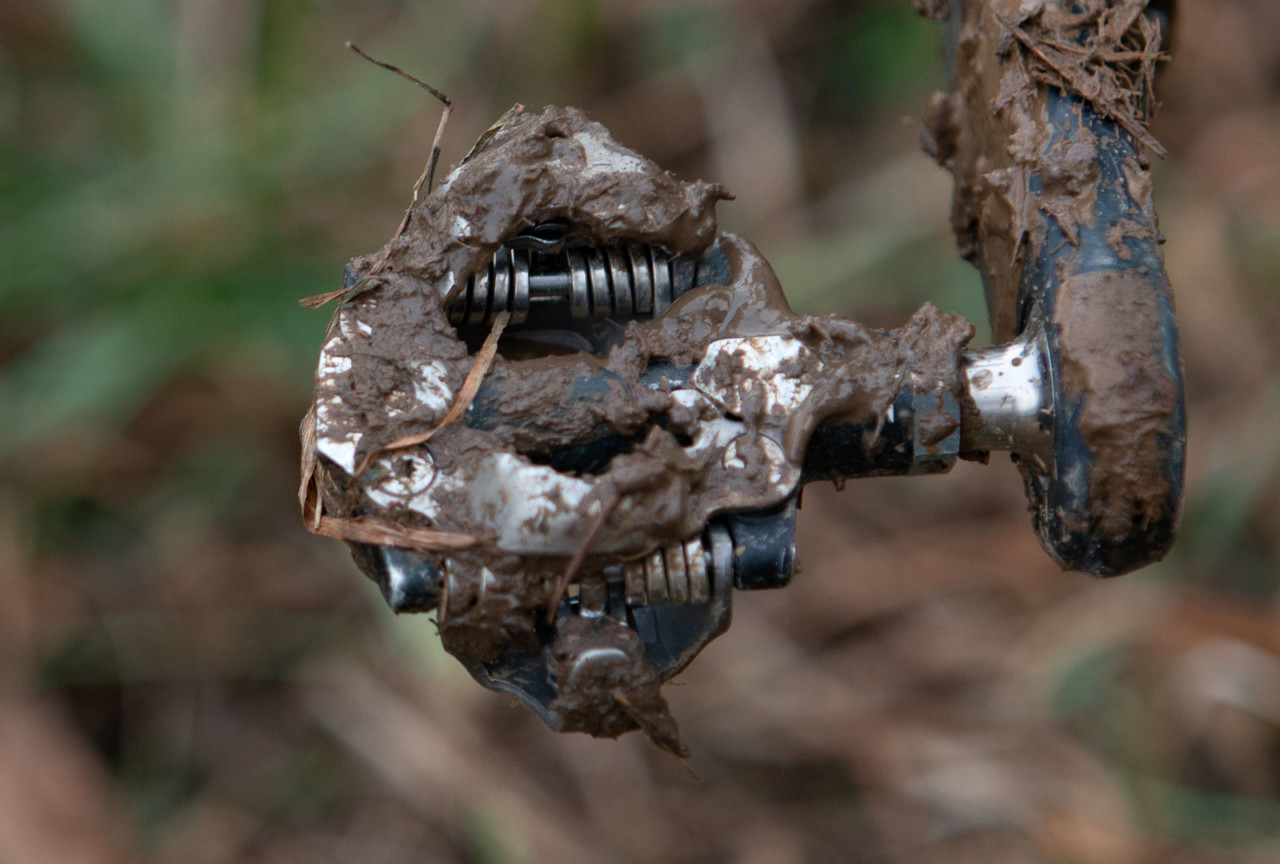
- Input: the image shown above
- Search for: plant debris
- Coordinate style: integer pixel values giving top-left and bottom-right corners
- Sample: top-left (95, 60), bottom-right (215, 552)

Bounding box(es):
top-left (999, 0), bottom-right (1167, 156)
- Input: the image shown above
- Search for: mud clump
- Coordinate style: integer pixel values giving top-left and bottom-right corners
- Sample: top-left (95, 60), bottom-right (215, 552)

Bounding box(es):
top-left (782, 306), bottom-right (974, 463)
top-left (548, 616), bottom-right (687, 756)
top-left (435, 550), bottom-right (548, 664)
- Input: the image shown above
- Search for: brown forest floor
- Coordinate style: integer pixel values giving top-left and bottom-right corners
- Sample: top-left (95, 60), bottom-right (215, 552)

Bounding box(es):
top-left (3, 1), bottom-right (1280, 862)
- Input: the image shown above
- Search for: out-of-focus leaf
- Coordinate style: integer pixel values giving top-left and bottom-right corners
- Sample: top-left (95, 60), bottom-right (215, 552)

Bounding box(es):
top-left (820, 0), bottom-right (944, 112)
top-left (0, 313), bottom-right (189, 459)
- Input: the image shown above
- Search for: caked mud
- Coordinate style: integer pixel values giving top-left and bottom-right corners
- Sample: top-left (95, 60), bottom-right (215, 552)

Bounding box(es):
top-left (548, 616), bottom-right (686, 757)
top-left (302, 106), bottom-right (973, 749)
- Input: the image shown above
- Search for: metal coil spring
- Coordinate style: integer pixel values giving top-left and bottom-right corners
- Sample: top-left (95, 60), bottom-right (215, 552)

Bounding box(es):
top-left (622, 536), bottom-right (711, 607)
top-left (449, 244), bottom-right (678, 326)
top-left (437, 535), bottom-right (712, 614)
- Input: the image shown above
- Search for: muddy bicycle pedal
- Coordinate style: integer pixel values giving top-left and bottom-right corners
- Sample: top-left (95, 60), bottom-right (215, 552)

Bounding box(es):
top-left (303, 5), bottom-right (1185, 749)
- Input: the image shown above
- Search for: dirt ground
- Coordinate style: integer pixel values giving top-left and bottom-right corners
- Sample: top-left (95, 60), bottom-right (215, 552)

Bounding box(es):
top-left (3, 1), bottom-right (1280, 862)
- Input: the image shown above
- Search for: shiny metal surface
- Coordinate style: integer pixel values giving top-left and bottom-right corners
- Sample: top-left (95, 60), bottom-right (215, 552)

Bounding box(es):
top-left (960, 326), bottom-right (1052, 467)
top-left (449, 238), bottom-right (684, 324)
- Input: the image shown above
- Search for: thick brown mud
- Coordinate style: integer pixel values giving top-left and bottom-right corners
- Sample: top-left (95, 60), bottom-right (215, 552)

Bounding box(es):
top-left (1053, 268), bottom-right (1181, 537)
top-left (547, 616), bottom-right (687, 755)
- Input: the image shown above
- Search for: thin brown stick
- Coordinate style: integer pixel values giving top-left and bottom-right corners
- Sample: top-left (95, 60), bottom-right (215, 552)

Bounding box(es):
top-left (354, 309), bottom-right (509, 476)
top-left (1039, 38), bottom-right (1090, 55)
top-left (300, 285), bottom-right (354, 309)
top-left (300, 45), bottom-right (454, 310)
top-left (298, 406), bottom-right (323, 531)
top-left (546, 489), bottom-right (620, 622)
top-left (300, 411), bottom-right (483, 553)
top-left (346, 42), bottom-right (450, 121)
top-left (613, 690), bottom-right (699, 777)
top-left (347, 42), bottom-right (453, 278)
top-left (1038, 40), bottom-right (1151, 64)
top-left (1101, 3), bottom-right (1145, 46)
top-left (309, 514), bottom-right (481, 552)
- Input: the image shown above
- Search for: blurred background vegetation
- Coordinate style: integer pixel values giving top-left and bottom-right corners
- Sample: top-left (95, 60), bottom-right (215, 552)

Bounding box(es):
top-left (2, 0), bottom-right (1280, 861)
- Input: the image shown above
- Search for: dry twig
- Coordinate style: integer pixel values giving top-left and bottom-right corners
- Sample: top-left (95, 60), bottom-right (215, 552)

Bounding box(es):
top-left (308, 515), bottom-right (480, 552)
top-left (299, 406), bottom-right (322, 531)
top-left (546, 489), bottom-right (621, 622)
top-left (299, 43), bottom-right (453, 308)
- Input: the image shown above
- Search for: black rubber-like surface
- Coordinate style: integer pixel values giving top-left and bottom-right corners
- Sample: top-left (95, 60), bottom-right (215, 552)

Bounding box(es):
top-left (1016, 89), bottom-right (1186, 575)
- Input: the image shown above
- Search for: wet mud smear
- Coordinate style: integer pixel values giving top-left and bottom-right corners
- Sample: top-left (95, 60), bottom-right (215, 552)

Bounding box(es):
top-left (305, 105), bottom-right (972, 749)
top-left (1054, 268), bottom-right (1181, 537)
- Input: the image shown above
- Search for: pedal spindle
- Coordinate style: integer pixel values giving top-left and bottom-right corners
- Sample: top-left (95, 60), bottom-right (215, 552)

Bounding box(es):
top-left (449, 243), bottom-right (689, 326)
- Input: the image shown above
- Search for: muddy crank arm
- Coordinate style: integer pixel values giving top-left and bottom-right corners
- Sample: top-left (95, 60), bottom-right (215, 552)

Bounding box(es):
top-left (933, 0), bottom-right (1186, 575)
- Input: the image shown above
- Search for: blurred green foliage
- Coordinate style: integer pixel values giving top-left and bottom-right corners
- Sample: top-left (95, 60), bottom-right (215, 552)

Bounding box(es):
top-left (0, 0), bottom-right (474, 461)
top-left (820, 0), bottom-right (946, 112)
